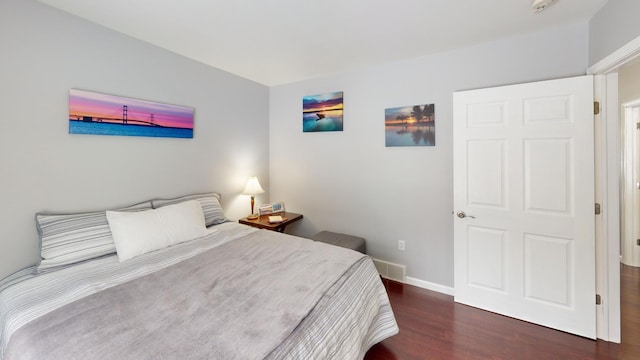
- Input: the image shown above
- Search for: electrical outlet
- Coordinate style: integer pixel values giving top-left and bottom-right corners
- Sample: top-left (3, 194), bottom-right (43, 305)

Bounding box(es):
top-left (398, 240), bottom-right (405, 251)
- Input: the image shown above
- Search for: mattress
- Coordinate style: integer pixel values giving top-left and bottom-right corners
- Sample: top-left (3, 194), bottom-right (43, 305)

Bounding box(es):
top-left (0, 222), bottom-right (398, 359)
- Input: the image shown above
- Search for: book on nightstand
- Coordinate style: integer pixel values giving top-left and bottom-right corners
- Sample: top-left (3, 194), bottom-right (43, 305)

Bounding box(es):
top-left (268, 215), bottom-right (284, 223)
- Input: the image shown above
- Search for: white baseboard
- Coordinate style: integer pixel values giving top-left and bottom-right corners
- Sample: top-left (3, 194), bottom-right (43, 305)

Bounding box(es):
top-left (404, 276), bottom-right (455, 296)
top-left (371, 258), bottom-right (406, 282)
top-left (371, 257), bottom-right (454, 296)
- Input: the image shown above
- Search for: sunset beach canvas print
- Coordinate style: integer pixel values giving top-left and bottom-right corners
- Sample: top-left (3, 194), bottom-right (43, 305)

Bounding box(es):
top-left (69, 89), bottom-right (194, 138)
top-left (385, 103), bottom-right (435, 147)
top-left (303, 91), bottom-right (344, 132)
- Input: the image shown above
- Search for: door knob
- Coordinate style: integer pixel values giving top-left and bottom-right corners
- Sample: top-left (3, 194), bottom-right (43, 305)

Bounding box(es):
top-left (456, 211), bottom-right (475, 219)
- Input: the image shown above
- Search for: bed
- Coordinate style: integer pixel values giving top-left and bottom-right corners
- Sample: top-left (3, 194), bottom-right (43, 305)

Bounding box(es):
top-left (0, 193), bottom-right (398, 359)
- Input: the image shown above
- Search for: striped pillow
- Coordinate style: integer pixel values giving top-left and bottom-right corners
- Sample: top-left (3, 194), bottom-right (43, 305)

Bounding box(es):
top-left (0, 266), bottom-right (36, 292)
top-left (35, 201), bottom-right (152, 273)
top-left (152, 193), bottom-right (228, 227)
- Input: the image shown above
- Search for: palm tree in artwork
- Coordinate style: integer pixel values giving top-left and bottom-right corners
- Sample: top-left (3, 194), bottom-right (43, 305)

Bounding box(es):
top-left (412, 106), bottom-right (423, 123)
top-left (396, 114), bottom-right (409, 124)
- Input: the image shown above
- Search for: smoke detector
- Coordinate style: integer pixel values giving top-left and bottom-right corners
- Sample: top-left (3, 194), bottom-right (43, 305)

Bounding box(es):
top-left (532, 0), bottom-right (556, 13)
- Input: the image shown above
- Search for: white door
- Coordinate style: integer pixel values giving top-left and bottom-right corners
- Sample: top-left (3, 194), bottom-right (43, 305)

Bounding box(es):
top-left (453, 76), bottom-right (596, 339)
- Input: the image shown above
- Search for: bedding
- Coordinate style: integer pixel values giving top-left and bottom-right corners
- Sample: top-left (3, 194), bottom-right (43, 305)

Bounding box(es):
top-left (152, 192), bottom-right (228, 227)
top-left (107, 200), bottom-right (208, 261)
top-left (35, 200), bottom-right (152, 273)
top-left (0, 222), bottom-right (398, 359)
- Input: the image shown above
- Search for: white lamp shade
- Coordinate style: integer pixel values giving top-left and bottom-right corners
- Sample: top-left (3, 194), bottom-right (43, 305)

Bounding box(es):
top-left (242, 176), bottom-right (265, 195)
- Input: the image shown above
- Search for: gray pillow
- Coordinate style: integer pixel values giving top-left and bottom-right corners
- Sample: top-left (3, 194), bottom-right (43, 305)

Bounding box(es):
top-left (35, 201), bottom-right (152, 273)
top-left (152, 193), bottom-right (228, 227)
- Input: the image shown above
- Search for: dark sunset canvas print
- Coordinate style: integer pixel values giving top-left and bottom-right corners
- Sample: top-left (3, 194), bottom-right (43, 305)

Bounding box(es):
top-left (385, 103), bottom-right (435, 147)
top-left (69, 89), bottom-right (194, 138)
top-left (302, 91), bottom-right (344, 132)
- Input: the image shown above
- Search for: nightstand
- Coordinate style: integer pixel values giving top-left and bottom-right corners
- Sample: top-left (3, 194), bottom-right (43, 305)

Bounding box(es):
top-left (239, 212), bottom-right (303, 233)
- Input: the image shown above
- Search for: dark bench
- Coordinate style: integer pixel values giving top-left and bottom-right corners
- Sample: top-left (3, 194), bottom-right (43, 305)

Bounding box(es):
top-left (310, 231), bottom-right (366, 254)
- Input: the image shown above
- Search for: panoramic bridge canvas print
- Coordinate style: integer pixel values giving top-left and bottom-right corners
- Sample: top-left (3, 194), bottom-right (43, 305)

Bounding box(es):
top-left (69, 89), bottom-right (194, 138)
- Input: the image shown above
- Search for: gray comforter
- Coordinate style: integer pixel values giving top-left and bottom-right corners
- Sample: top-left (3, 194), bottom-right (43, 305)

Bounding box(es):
top-left (4, 229), bottom-right (369, 360)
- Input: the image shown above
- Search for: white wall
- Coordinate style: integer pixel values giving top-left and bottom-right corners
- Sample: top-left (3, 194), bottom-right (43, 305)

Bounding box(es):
top-left (0, 0), bottom-right (270, 279)
top-left (270, 23), bottom-right (589, 287)
top-left (589, 0), bottom-right (640, 66)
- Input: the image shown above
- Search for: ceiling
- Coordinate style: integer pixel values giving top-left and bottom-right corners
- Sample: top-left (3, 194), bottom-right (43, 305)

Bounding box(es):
top-left (37, 0), bottom-right (608, 86)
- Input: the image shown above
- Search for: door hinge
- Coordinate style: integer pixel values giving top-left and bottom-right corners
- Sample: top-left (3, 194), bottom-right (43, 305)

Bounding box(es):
top-left (594, 101), bottom-right (600, 115)
top-left (637, 122), bottom-right (640, 130)
top-left (595, 203), bottom-right (601, 215)
top-left (596, 294), bottom-right (602, 305)
top-left (637, 239), bottom-right (640, 246)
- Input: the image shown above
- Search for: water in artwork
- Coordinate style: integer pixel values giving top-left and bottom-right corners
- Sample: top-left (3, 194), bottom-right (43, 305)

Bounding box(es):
top-left (303, 112), bottom-right (343, 132)
top-left (69, 121), bottom-right (193, 138)
top-left (385, 123), bottom-right (435, 146)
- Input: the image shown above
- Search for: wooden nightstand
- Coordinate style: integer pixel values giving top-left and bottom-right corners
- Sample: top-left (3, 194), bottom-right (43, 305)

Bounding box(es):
top-left (239, 212), bottom-right (303, 233)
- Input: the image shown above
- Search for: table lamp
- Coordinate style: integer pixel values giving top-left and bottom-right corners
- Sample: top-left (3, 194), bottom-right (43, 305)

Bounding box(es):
top-left (242, 176), bottom-right (264, 219)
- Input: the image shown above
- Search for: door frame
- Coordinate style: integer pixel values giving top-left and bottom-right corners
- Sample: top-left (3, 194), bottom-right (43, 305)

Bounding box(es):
top-left (621, 102), bottom-right (640, 267)
top-left (588, 34), bottom-right (640, 343)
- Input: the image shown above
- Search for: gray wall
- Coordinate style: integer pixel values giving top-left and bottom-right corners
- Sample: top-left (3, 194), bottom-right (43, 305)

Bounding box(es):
top-left (589, 0), bottom-right (640, 66)
top-left (0, 0), bottom-right (270, 279)
top-left (269, 23), bottom-right (589, 288)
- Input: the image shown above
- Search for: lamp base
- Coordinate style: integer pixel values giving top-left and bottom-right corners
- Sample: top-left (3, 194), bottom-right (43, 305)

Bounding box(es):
top-left (246, 213), bottom-right (259, 220)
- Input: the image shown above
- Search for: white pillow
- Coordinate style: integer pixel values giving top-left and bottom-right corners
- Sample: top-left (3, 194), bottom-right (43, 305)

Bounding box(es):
top-left (106, 200), bottom-right (207, 262)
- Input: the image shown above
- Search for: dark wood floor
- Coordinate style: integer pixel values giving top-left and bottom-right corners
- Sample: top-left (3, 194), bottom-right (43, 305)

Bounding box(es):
top-left (365, 264), bottom-right (640, 359)
top-left (621, 264), bottom-right (640, 358)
